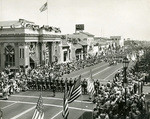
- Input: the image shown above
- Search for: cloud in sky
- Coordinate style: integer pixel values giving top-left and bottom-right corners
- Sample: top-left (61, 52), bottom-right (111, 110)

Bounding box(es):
top-left (0, 0), bottom-right (150, 41)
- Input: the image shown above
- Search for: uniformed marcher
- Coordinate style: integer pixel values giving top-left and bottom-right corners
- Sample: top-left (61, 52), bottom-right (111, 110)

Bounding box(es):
top-left (94, 80), bottom-right (98, 95)
top-left (67, 79), bottom-right (70, 92)
top-left (82, 79), bottom-right (87, 94)
top-left (69, 78), bottom-right (74, 90)
top-left (2, 84), bottom-right (9, 100)
top-left (45, 77), bottom-right (50, 90)
top-left (42, 78), bottom-right (46, 90)
top-left (95, 80), bottom-right (100, 94)
top-left (37, 77), bottom-right (41, 90)
top-left (52, 82), bottom-right (56, 97)
top-left (50, 79), bottom-right (54, 90)
top-left (60, 78), bottom-right (65, 92)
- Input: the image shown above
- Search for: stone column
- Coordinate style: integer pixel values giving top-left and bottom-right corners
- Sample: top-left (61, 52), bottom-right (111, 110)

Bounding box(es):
top-left (14, 42), bottom-right (19, 68)
top-left (38, 42), bottom-right (42, 65)
top-left (51, 42), bottom-right (55, 62)
top-left (41, 42), bottom-right (46, 65)
top-left (35, 42), bottom-right (40, 65)
top-left (81, 50), bottom-right (83, 60)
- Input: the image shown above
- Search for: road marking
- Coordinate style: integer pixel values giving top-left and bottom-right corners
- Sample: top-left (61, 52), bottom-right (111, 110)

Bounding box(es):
top-left (103, 67), bottom-right (122, 80)
top-left (1, 102), bottom-right (17, 109)
top-left (92, 67), bottom-right (110, 77)
top-left (11, 95), bottom-right (92, 104)
top-left (0, 100), bottom-right (93, 112)
top-left (71, 63), bottom-right (108, 78)
top-left (10, 106), bottom-right (35, 119)
top-left (82, 63), bottom-right (108, 75)
top-left (51, 110), bottom-right (62, 119)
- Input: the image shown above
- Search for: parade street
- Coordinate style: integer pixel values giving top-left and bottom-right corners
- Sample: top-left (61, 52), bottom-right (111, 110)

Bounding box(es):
top-left (0, 61), bottom-right (125, 119)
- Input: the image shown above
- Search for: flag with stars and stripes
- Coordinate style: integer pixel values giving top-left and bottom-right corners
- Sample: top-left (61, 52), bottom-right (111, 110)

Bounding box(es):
top-left (32, 94), bottom-right (44, 119)
top-left (62, 83), bottom-right (69, 119)
top-left (68, 75), bottom-right (82, 103)
top-left (87, 69), bottom-right (95, 95)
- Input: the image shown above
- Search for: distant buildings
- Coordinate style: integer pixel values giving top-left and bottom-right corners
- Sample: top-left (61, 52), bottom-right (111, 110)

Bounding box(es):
top-left (0, 19), bottom-right (124, 71)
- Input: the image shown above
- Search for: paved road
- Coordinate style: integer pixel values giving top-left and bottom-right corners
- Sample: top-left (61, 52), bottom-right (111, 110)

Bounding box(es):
top-left (0, 62), bottom-right (126, 119)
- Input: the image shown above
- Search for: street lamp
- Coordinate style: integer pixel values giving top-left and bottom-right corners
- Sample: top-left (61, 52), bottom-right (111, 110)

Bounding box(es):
top-left (122, 56), bottom-right (129, 119)
top-left (123, 57), bottom-right (130, 85)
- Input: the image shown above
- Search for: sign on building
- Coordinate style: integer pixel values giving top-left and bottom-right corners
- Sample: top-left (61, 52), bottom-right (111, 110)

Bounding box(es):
top-left (75, 24), bottom-right (84, 31)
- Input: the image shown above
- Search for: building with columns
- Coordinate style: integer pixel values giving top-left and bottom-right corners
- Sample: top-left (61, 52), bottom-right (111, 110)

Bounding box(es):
top-left (0, 19), bottom-right (65, 71)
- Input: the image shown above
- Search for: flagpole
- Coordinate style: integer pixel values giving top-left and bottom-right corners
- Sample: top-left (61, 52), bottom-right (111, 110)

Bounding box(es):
top-left (90, 68), bottom-right (94, 119)
top-left (92, 101), bottom-right (94, 119)
top-left (81, 76), bottom-right (84, 119)
top-left (47, 0), bottom-right (49, 25)
top-left (81, 87), bottom-right (84, 119)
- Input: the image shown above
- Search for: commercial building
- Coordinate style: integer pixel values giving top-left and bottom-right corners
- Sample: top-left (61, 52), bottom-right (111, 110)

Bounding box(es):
top-left (0, 19), bottom-right (64, 71)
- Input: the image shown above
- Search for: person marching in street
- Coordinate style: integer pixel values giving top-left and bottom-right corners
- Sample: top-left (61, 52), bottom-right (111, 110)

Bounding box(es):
top-left (95, 79), bottom-right (100, 95)
top-left (50, 78), bottom-right (54, 90)
top-left (65, 78), bottom-right (69, 92)
top-left (67, 79), bottom-right (70, 92)
top-left (37, 76), bottom-right (41, 90)
top-left (60, 78), bottom-right (64, 92)
top-left (69, 78), bottom-right (74, 91)
top-left (52, 80), bottom-right (56, 97)
top-left (2, 83), bottom-right (9, 100)
top-left (57, 77), bottom-right (61, 92)
top-left (45, 76), bottom-right (50, 90)
top-left (83, 79), bottom-right (87, 94)
top-left (42, 77), bottom-right (46, 91)
top-left (94, 80), bottom-right (98, 95)
top-left (27, 76), bottom-right (32, 90)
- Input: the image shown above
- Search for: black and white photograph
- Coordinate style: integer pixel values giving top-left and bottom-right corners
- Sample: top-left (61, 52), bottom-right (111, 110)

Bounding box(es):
top-left (0, 0), bottom-right (150, 119)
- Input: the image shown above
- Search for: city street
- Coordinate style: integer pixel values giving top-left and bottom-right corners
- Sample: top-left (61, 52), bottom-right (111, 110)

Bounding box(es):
top-left (0, 61), bottom-right (124, 119)
top-left (0, 0), bottom-right (150, 118)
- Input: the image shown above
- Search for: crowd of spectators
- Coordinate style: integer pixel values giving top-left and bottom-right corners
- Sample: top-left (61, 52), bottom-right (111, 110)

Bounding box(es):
top-left (93, 65), bottom-right (148, 119)
top-left (1, 51), bottom-right (148, 118)
top-left (0, 55), bottom-right (104, 99)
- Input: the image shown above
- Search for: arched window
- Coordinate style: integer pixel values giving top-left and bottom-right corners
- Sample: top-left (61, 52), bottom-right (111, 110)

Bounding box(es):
top-left (5, 45), bottom-right (15, 67)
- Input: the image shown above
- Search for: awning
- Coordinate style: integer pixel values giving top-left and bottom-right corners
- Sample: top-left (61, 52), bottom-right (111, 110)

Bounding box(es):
top-left (78, 41), bottom-right (88, 46)
top-left (73, 44), bottom-right (82, 50)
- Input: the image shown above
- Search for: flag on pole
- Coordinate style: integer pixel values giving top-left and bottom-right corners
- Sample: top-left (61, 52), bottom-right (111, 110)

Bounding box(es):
top-left (68, 75), bottom-right (82, 103)
top-left (87, 69), bottom-right (95, 95)
top-left (39, 2), bottom-right (48, 12)
top-left (62, 83), bottom-right (69, 119)
top-left (32, 94), bottom-right (44, 119)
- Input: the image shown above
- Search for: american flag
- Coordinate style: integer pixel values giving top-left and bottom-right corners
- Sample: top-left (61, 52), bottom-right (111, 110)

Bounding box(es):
top-left (62, 83), bottom-right (69, 119)
top-left (87, 69), bottom-right (95, 95)
top-left (68, 75), bottom-right (82, 103)
top-left (39, 2), bottom-right (48, 12)
top-left (32, 94), bottom-right (44, 119)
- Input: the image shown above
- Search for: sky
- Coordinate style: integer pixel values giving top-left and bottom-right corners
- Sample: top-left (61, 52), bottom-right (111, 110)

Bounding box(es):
top-left (0, 0), bottom-right (150, 41)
